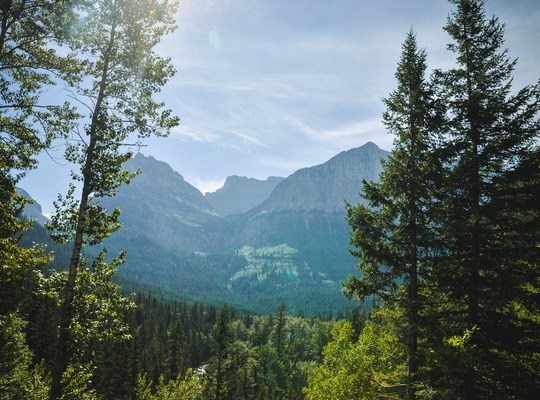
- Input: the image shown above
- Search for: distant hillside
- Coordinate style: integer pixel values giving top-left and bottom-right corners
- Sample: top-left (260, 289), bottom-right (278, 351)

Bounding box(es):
top-left (100, 153), bottom-right (221, 249)
top-left (205, 175), bottom-right (284, 216)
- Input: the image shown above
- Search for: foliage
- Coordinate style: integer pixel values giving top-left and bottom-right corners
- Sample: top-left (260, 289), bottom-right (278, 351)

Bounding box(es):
top-left (304, 309), bottom-right (406, 400)
top-left (425, 0), bottom-right (540, 397)
top-left (0, 313), bottom-right (49, 400)
top-left (344, 1), bottom-right (539, 398)
top-left (45, 0), bottom-right (179, 397)
top-left (135, 371), bottom-right (204, 400)
top-left (1, 1), bottom-right (539, 399)
top-left (343, 30), bottom-right (438, 399)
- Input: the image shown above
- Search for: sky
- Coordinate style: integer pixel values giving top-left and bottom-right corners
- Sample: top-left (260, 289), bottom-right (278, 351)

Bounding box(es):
top-left (20, 0), bottom-right (540, 214)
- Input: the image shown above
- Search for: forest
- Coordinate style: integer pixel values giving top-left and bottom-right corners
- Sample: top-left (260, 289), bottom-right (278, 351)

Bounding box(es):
top-left (1, 0), bottom-right (539, 399)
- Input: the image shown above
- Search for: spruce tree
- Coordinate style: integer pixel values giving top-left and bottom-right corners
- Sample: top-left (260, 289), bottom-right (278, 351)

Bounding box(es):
top-left (344, 30), bottom-right (436, 399)
top-left (207, 305), bottom-right (232, 400)
top-left (431, 0), bottom-right (540, 397)
top-left (165, 317), bottom-right (188, 381)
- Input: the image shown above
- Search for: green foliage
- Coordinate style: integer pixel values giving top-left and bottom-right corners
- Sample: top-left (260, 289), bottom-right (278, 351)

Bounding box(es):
top-left (59, 364), bottom-right (100, 400)
top-left (304, 310), bottom-right (406, 400)
top-left (0, 313), bottom-right (49, 400)
top-left (203, 303), bottom-right (336, 400)
top-left (344, 30), bottom-right (437, 399)
top-left (425, 1), bottom-right (540, 397)
top-left (135, 371), bottom-right (204, 400)
top-left (0, 0), bottom-right (78, 179)
top-left (45, 0), bottom-right (180, 396)
top-left (344, 1), bottom-right (540, 399)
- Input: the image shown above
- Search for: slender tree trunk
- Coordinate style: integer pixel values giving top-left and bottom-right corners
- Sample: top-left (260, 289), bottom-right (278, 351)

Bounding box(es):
top-left (407, 203), bottom-right (419, 400)
top-left (465, 136), bottom-right (481, 400)
top-left (0, 1), bottom-right (10, 57)
top-left (49, 109), bottom-right (99, 400)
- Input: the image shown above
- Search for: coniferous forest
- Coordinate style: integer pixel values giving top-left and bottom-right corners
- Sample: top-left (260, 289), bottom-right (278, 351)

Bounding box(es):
top-left (1, 0), bottom-right (539, 399)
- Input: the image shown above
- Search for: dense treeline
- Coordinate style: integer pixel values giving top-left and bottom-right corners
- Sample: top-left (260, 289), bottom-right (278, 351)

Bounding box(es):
top-left (4, 276), bottom-right (355, 399)
top-left (1, 0), bottom-right (539, 399)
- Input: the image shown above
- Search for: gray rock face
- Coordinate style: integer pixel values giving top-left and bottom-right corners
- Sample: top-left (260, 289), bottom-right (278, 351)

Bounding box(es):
top-left (205, 175), bottom-right (284, 216)
top-left (100, 153), bottom-right (220, 249)
top-left (259, 142), bottom-right (388, 212)
top-left (123, 153), bottom-right (218, 221)
top-left (16, 188), bottom-right (49, 225)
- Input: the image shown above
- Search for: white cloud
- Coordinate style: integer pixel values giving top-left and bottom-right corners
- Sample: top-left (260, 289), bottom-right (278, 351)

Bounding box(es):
top-left (170, 125), bottom-right (220, 144)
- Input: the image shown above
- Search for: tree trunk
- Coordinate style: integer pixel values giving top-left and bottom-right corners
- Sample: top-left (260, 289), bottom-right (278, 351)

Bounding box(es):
top-left (407, 214), bottom-right (419, 400)
top-left (463, 25), bottom-right (480, 400)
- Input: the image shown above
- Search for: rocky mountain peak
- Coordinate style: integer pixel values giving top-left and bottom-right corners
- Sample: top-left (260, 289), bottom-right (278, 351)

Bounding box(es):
top-left (259, 142), bottom-right (389, 212)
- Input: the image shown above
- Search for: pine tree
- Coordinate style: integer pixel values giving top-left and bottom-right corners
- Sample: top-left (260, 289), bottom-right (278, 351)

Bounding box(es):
top-left (344, 30), bottom-right (437, 399)
top-left (0, 313), bottom-right (49, 399)
top-left (47, 0), bottom-right (179, 397)
top-left (431, 0), bottom-right (540, 397)
top-left (207, 305), bottom-right (232, 400)
top-left (165, 317), bottom-right (188, 381)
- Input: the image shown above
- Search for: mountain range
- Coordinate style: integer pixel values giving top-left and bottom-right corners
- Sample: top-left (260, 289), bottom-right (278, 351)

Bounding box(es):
top-left (22, 142), bottom-right (388, 315)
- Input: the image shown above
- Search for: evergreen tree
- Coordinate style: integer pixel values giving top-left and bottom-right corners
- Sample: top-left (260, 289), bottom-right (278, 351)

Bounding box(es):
top-left (46, 0), bottom-right (179, 397)
top-left (0, 313), bottom-right (49, 399)
top-left (430, 1), bottom-right (540, 397)
top-left (206, 305), bottom-right (233, 400)
top-left (344, 30), bottom-right (436, 399)
top-left (165, 317), bottom-right (188, 381)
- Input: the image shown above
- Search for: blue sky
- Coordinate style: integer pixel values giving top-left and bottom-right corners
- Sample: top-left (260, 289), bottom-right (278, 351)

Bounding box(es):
top-left (20, 0), bottom-right (540, 213)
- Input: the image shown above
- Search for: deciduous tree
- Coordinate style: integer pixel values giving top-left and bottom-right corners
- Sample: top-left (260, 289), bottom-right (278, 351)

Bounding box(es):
top-left (47, 0), bottom-right (179, 397)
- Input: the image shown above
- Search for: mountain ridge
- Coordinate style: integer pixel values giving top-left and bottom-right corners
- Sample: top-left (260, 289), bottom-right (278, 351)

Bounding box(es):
top-left (205, 175), bottom-right (285, 216)
top-left (258, 141), bottom-right (387, 212)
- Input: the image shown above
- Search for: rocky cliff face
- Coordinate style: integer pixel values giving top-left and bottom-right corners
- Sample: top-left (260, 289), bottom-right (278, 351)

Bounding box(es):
top-left (205, 175), bottom-right (284, 216)
top-left (16, 188), bottom-right (49, 225)
top-left (101, 153), bottom-right (221, 249)
top-left (259, 142), bottom-right (388, 212)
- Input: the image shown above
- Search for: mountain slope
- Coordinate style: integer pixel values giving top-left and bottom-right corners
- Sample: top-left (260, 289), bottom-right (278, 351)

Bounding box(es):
top-left (101, 153), bottom-right (220, 249)
top-left (205, 175), bottom-right (284, 216)
top-left (259, 142), bottom-right (387, 212)
top-left (17, 188), bottom-right (49, 225)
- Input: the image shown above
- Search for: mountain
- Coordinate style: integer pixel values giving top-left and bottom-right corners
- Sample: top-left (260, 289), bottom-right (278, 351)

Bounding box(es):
top-left (259, 142), bottom-right (387, 212)
top-left (16, 188), bottom-right (49, 225)
top-left (100, 153), bottom-right (220, 249)
top-left (205, 175), bottom-right (284, 216)
top-left (32, 143), bottom-right (388, 315)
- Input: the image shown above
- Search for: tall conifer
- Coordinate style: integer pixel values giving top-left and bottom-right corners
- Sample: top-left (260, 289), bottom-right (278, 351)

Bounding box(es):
top-left (431, 0), bottom-right (540, 397)
top-left (344, 30), bottom-right (437, 399)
